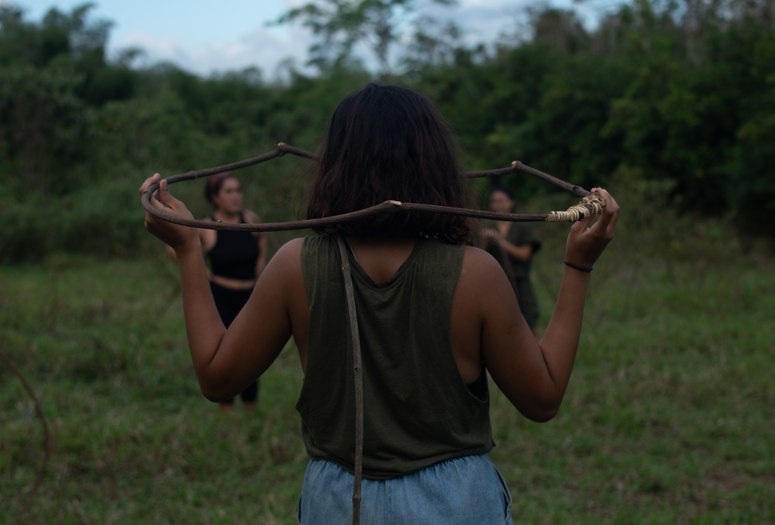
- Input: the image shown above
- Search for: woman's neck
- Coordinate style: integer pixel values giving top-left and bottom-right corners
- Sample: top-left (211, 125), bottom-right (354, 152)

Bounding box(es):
top-left (344, 235), bottom-right (418, 284)
top-left (214, 209), bottom-right (240, 223)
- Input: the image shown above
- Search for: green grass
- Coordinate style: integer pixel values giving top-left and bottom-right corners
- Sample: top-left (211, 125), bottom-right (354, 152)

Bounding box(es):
top-left (1, 222), bottom-right (774, 523)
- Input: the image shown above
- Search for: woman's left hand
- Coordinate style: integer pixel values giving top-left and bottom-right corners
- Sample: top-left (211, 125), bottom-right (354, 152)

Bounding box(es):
top-left (564, 187), bottom-right (619, 269)
top-left (139, 173), bottom-right (199, 253)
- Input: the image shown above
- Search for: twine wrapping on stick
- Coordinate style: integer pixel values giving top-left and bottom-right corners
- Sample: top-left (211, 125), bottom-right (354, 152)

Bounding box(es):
top-left (546, 192), bottom-right (606, 222)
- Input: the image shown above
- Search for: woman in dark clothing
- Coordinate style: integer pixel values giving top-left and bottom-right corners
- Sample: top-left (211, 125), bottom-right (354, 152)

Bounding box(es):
top-left (167, 173), bottom-right (267, 411)
top-left (141, 84), bottom-right (620, 523)
top-left (481, 186), bottom-right (542, 337)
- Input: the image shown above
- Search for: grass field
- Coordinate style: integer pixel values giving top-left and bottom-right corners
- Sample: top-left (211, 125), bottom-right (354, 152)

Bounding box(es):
top-left (2, 210), bottom-right (774, 524)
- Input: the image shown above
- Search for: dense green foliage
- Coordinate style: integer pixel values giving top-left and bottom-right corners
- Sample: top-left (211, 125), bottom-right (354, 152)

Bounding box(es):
top-left (2, 195), bottom-right (773, 523)
top-left (1, 0), bottom-right (774, 263)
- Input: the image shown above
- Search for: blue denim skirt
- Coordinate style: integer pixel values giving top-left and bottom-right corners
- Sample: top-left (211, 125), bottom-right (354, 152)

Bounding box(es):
top-left (297, 454), bottom-right (513, 525)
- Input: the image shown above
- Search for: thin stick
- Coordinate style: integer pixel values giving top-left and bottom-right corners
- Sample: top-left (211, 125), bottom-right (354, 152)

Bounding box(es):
top-left (142, 192), bottom-right (604, 233)
top-left (0, 349), bottom-right (52, 525)
top-left (141, 194), bottom-right (549, 232)
top-left (141, 142), bottom-right (598, 232)
top-left (337, 236), bottom-right (364, 525)
top-left (142, 143), bottom-right (589, 198)
top-left (143, 196), bottom-right (407, 232)
top-left (466, 161), bottom-right (589, 198)
top-left (154, 143), bottom-right (314, 186)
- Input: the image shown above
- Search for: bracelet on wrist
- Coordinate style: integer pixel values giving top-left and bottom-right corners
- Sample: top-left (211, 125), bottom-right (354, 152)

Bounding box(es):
top-left (564, 261), bottom-right (593, 272)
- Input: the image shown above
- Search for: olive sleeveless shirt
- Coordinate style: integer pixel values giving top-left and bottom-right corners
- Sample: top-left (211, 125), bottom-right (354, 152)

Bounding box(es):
top-left (296, 235), bottom-right (494, 481)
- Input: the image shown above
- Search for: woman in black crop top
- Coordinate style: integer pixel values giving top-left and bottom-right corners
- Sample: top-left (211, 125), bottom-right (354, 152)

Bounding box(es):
top-left (166, 173), bottom-right (267, 411)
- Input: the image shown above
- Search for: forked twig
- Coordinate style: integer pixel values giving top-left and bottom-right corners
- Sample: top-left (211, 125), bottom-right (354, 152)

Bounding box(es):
top-left (146, 142), bottom-right (586, 196)
top-left (466, 160), bottom-right (588, 197)
top-left (0, 349), bottom-right (52, 525)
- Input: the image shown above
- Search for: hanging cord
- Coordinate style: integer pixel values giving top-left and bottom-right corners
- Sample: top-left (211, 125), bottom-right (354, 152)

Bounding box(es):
top-left (336, 235), bottom-right (365, 525)
top-left (0, 349), bottom-right (51, 525)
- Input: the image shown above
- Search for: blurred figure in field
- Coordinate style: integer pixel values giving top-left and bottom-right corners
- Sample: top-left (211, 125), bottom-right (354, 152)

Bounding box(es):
top-left (481, 186), bottom-right (542, 338)
top-left (167, 173), bottom-right (267, 411)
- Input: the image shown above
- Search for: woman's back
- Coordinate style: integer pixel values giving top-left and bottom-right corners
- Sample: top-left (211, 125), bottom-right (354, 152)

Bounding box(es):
top-left (258, 234), bottom-right (563, 422)
top-left (297, 235), bottom-right (493, 480)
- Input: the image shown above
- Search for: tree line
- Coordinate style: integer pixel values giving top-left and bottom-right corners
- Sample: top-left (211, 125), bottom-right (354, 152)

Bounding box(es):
top-left (0, 0), bottom-right (773, 261)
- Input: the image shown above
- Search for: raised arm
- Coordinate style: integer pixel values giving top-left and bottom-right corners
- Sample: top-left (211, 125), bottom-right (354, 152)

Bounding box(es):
top-left (474, 189), bottom-right (619, 421)
top-left (140, 174), bottom-right (298, 401)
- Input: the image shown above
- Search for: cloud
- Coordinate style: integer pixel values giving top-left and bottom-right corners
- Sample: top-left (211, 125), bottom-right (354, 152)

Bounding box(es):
top-left (411, 0), bottom-right (527, 51)
top-left (113, 23), bottom-right (315, 79)
top-left (107, 0), bottom-right (599, 77)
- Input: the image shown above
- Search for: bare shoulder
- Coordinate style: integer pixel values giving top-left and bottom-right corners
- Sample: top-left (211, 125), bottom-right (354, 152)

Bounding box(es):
top-left (275, 237), bottom-right (304, 258)
top-left (460, 246), bottom-right (507, 285)
top-left (454, 246), bottom-right (513, 313)
top-left (263, 238), bottom-right (304, 278)
top-left (257, 238), bottom-right (308, 315)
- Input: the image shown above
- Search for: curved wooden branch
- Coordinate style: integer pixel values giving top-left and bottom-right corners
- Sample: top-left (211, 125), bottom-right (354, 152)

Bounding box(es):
top-left (142, 193), bottom-right (407, 232)
top-left (466, 161), bottom-right (589, 198)
top-left (142, 143), bottom-right (590, 199)
top-left (142, 188), bottom-right (605, 233)
top-left (0, 349), bottom-right (51, 525)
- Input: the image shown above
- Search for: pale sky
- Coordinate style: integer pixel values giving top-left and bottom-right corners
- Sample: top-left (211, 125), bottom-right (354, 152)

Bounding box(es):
top-left (9, 0), bottom-right (606, 78)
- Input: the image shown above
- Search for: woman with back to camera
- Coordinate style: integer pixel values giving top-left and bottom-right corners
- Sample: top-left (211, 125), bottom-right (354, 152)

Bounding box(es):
top-left (482, 185), bottom-right (542, 338)
top-left (166, 173), bottom-right (267, 411)
top-left (141, 83), bottom-right (619, 524)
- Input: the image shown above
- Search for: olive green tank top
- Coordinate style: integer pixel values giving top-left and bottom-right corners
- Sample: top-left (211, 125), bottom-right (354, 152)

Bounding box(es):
top-left (297, 235), bottom-right (494, 481)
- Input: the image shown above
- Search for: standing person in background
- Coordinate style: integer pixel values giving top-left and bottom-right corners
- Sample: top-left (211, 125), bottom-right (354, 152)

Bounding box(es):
top-left (166, 173), bottom-right (267, 411)
top-left (482, 186), bottom-right (542, 338)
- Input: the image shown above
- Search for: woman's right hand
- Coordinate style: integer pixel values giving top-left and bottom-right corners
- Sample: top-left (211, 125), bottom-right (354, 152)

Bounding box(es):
top-left (139, 173), bottom-right (199, 254)
top-left (564, 188), bottom-right (620, 269)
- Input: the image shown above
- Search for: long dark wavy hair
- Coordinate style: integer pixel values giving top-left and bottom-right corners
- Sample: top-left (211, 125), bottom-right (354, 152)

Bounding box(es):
top-left (306, 84), bottom-right (474, 244)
